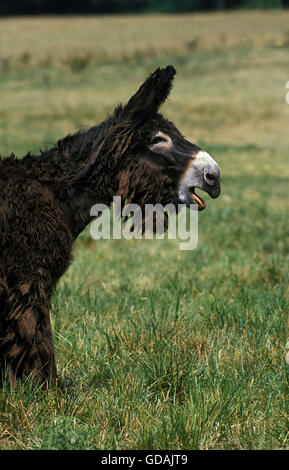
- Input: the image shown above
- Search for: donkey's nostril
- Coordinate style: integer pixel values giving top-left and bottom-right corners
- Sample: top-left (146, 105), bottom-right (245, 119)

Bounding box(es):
top-left (204, 172), bottom-right (218, 186)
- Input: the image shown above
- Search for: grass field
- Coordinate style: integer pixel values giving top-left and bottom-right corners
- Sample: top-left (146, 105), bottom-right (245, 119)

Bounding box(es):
top-left (0, 10), bottom-right (289, 450)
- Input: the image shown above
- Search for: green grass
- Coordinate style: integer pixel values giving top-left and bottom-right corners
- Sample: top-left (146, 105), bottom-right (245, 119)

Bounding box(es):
top-left (0, 11), bottom-right (289, 450)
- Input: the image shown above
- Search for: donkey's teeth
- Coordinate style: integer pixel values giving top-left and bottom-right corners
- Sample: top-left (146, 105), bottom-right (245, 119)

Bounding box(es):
top-left (192, 192), bottom-right (206, 208)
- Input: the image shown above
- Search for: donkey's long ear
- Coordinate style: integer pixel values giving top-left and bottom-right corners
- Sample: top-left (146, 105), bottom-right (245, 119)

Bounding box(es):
top-left (123, 65), bottom-right (176, 124)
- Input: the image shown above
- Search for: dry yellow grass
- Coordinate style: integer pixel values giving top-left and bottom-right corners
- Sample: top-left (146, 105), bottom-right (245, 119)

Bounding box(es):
top-left (1, 11), bottom-right (289, 156)
top-left (1, 11), bottom-right (289, 63)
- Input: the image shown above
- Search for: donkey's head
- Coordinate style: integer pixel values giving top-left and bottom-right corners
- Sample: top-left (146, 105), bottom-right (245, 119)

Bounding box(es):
top-left (114, 66), bottom-right (220, 213)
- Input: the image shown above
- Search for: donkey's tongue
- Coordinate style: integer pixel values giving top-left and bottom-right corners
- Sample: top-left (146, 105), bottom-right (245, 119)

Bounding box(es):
top-left (192, 192), bottom-right (206, 209)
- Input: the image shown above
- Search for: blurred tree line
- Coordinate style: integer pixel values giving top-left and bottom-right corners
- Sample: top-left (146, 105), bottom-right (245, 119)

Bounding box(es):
top-left (0, 0), bottom-right (287, 15)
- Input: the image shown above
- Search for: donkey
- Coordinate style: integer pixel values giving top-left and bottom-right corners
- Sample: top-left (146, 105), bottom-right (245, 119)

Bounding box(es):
top-left (0, 66), bottom-right (220, 387)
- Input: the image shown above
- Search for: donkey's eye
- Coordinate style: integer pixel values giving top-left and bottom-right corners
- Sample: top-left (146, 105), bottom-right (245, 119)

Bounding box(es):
top-left (149, 131), bottom-right (173, 151)
top-left (151, 136), bottom-right (166, 145)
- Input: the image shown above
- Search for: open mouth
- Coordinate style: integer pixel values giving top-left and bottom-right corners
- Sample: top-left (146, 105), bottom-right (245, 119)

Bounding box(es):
top-left (178, 185), bottom-right (213, 211)
top-left (186, 187), bottom-right (206, 211)
top-left (191, 188), bottom-right (206, 210)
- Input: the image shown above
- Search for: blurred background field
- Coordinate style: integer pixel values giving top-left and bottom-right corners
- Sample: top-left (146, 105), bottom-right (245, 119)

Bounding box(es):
top-left (0, 10), bottom-right (288, 449)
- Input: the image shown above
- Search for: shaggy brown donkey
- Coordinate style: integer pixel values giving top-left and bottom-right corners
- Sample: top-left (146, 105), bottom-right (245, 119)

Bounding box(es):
top-left (0, 66), bottom-right (221, 387)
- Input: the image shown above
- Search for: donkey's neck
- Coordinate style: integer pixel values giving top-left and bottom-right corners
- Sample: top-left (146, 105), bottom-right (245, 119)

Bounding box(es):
top-left (31, 118), bottom-right (121, 238)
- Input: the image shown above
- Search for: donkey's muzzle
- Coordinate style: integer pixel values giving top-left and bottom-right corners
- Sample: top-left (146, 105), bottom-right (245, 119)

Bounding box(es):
top-left (177, 149), bottom-right (221, 209)
top-left (202, 156), bottom-right (221, 199)
top-left (205, 179), bottom-right (221, 199)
